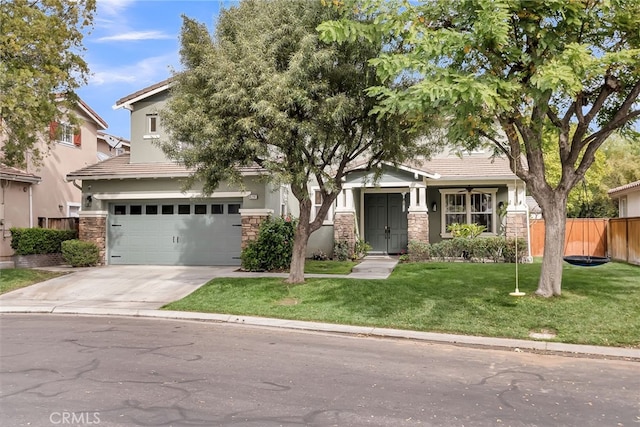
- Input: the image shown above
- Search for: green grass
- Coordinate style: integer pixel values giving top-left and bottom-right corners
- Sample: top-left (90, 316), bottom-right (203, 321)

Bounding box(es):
top-left (164, 261), bottom-right (640, 347)
top-left (304, 260), bottom-right (358, 274)
top-left (0, 269), bottom-right (65, 294)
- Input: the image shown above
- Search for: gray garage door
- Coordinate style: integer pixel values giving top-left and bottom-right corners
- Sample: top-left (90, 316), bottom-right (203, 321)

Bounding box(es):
top-left (107, 199), bottom-right (242, 266)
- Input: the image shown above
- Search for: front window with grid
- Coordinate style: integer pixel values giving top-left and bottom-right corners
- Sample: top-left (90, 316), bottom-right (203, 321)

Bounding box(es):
top-left (441, 190), bottom-right (496, 235)
top-left (59, 124), bottom-right (74, 144)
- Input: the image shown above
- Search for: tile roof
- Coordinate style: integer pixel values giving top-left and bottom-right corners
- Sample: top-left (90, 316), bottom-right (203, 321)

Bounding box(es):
top-left (66, 153), bottom-right (263, 181)
top-left (0, 163), bottom-right (41, 183)
top-left (607, 180), bottom-right (640, 196)
top-left (407, 152), bottom-right (517, 180)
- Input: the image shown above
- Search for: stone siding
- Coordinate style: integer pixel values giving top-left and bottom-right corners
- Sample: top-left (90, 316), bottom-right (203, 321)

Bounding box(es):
top-left (14, 253), bottom-right (65, 268)
top-left (408, 211), bottom-right (429, 243)
top-left (505, 212), bottom-right (527, 238)
top-left (79, 215), bottom-right (107, 265)
top-left (334, 212), bottom-right (356, 255)
top-left (241, 214), bottom-right (271, 249)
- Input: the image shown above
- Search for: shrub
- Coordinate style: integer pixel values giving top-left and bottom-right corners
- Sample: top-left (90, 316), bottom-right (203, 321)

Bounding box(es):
top-left (311, 250), bottom-right (328, 261)
top-left (333, 240), bottom-right (350, 261)
top-left (503, 237), bottom-right (528, 263)
top-left (240, 216), bottom-right (297, 271)
top-left (408, 240), bottom-right (430, 262)
top-left (447, 223), bottom-right (486, 238)
top-left (61, 240), bottom-right (100, 267)
top-left (10, 227), bottom-right (77, 255)
top-left (353, 238), bottom-right (372, 260)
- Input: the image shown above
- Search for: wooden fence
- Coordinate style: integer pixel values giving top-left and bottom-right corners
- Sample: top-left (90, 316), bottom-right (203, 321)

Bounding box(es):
top-left (38, 217), bottom-right (79, 231)
top-left (608, 217), bottom-right (640, 266)
top-left (529, 218), bottom-right (608, 257)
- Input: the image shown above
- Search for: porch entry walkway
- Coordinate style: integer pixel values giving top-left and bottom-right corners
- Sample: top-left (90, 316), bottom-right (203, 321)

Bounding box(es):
top-left (347, 255), bottom-right (399, 279)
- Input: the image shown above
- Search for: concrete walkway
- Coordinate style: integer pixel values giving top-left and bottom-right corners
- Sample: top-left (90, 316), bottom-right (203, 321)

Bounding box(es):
top-left (1, 261), bottom-right (638, 360)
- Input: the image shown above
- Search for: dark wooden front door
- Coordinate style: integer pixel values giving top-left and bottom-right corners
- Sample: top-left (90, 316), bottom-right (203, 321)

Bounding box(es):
top-left (364, 193), bottom-right (409, 254)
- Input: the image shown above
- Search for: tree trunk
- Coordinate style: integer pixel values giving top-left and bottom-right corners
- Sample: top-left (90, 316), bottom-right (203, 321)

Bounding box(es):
top-left (536, 197), bottom-right (567, 297)
top-left (287, 200), bottom-right (312, 284)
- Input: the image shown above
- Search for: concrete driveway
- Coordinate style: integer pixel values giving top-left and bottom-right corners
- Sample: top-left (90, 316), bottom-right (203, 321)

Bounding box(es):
top-left (0, 265), bottom-right (239, 311)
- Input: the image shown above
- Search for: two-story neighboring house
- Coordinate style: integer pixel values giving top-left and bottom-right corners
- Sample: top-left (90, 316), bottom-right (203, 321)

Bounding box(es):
top-left (0, 98), bottom-right (108, 261)
top-left (68, 79), bottom-right (530, 266)
top-left (97, 132), bottom-right (130, 162)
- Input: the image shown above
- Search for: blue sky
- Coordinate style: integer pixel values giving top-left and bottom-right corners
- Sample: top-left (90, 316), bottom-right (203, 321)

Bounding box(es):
top-left (77, 0), bottom-right (240, 140)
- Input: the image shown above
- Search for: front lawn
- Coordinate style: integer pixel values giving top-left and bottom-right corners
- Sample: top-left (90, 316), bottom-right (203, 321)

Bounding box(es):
top-left (0, 269), bottom-right (66, 294)
top-left (303, 260), bottom-right (358, 274)
top-left (164, 261), bottom-right (640, 347)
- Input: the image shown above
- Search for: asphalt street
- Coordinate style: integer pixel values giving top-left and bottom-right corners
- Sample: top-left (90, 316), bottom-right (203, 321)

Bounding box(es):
top-left (0, 314), bottom-right (638, 427)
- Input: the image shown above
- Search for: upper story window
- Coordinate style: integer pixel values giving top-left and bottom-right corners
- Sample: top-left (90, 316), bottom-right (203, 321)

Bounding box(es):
top-left (147, 114), bottom-right (158, 134)
top-left (50, 122), bottom-right (81, 146)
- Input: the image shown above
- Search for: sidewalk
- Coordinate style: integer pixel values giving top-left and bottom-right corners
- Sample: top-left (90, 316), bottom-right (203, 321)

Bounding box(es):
top-left (1, 260), bottom-right (639, 360)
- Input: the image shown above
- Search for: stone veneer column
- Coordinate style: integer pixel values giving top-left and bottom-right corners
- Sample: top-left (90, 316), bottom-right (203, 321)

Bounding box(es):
top-left (239, 209), bottom-right (273, 249)
top-left (505, 211), bottom-right (527, 238)
top-left (407, 186), bottom-right (429, 244)
top-left (79, 211), bottom-right (107, 266)
top-left (407, 211), bottom-right (429, 243)
top-left (334, 211), bottom-right (356, 255)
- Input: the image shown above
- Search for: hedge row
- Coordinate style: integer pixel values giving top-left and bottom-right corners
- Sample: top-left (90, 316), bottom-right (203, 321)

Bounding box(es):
top-left (10, 227), bottom-right (78, 255)
top-left (407, 237), bottom-right (528, 263)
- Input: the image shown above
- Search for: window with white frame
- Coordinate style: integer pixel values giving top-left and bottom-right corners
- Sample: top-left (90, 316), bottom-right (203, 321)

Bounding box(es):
top-left (441, 189), bottom-right (497, 235)
top-left (147, 114), bottom-right (158, 134)
top-left (312, 189), bottom-right (334, 223)
top-left (59, 124), bottom-right (74, 144)
top-left (619, 196), bottom-right (627, 218)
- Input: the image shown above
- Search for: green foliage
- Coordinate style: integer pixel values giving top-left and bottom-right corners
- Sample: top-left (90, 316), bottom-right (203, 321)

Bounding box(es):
top-left (241, 216), bottom-right (297, 271)
top-left (161, 0), bottom-right (437, 281)
top-left (9, 228), bottom-right (77, 255)
top-left (353, 239), bottom-right (372, 260)
top-left (0, 0), bottom-right (96, 167)
top-left (407, 240), bottom-right (430, 262)
top-left (61, 239), bottom-right (100, 267)
top-left (407, 236), bottom-right (527, 264)
top-left (333, 240), bottom-right (351, 261)
top-left (447, 223), bottom-right (486, 238)
top-left (319, 0), bottom-right (640, 295)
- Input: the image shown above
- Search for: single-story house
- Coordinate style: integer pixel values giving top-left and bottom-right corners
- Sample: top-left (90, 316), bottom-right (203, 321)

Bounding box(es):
top-left (608, 180), bottom-right (640, 218)
top-left (67, 79), bottom-right (530, 266)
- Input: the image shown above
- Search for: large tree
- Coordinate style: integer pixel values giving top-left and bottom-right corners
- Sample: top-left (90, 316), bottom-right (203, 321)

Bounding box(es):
top-left (160, 0), bottom-right (426, 283)
top-left (319, 0), bottom-right (640, 296)
top-left (0, 0), bottom-right (96, 167)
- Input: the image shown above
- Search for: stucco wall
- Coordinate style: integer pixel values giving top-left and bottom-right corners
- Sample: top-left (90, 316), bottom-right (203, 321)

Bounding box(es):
top-left (626, 191), bottom-right (640, 217)
top-left (129, 92), bottom-right (171, 164)
top-left (29, 108), bottom-right (101, 221)
top-left (0, 181), bottom-right (33, 258)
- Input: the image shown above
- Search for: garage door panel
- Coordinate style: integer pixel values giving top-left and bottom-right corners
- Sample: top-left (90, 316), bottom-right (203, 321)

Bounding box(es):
top-left (108, 199), bottom-right (242, 266)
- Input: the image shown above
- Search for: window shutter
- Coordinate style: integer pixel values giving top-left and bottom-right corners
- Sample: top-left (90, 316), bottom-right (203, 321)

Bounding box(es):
top-left (49, 122), bottom-right (58, 140)
top-left (73, 129), bottom-right (81, 146)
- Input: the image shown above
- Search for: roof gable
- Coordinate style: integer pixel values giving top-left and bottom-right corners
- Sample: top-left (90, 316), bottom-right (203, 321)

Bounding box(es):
top-left (113, 78), bottom-right (173, 110)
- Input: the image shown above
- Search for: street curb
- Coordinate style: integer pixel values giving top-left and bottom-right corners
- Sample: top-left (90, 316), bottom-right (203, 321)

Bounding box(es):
top-left (2, 306), bottom-right (639, 360)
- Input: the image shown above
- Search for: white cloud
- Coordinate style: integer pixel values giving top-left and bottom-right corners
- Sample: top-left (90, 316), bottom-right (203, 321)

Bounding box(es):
top-left (97, 0), bottom-right (136, 17)
top-left (96, 30), bottom-right (173, 42)
top-left (89, 53), bottom-right (178, 86)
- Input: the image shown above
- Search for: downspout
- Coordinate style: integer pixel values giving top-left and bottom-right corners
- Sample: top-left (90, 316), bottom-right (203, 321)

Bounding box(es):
top-left (29, 185), bottom-right (34, 228)
top-left (72, 180), bottom-right (82, 191)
